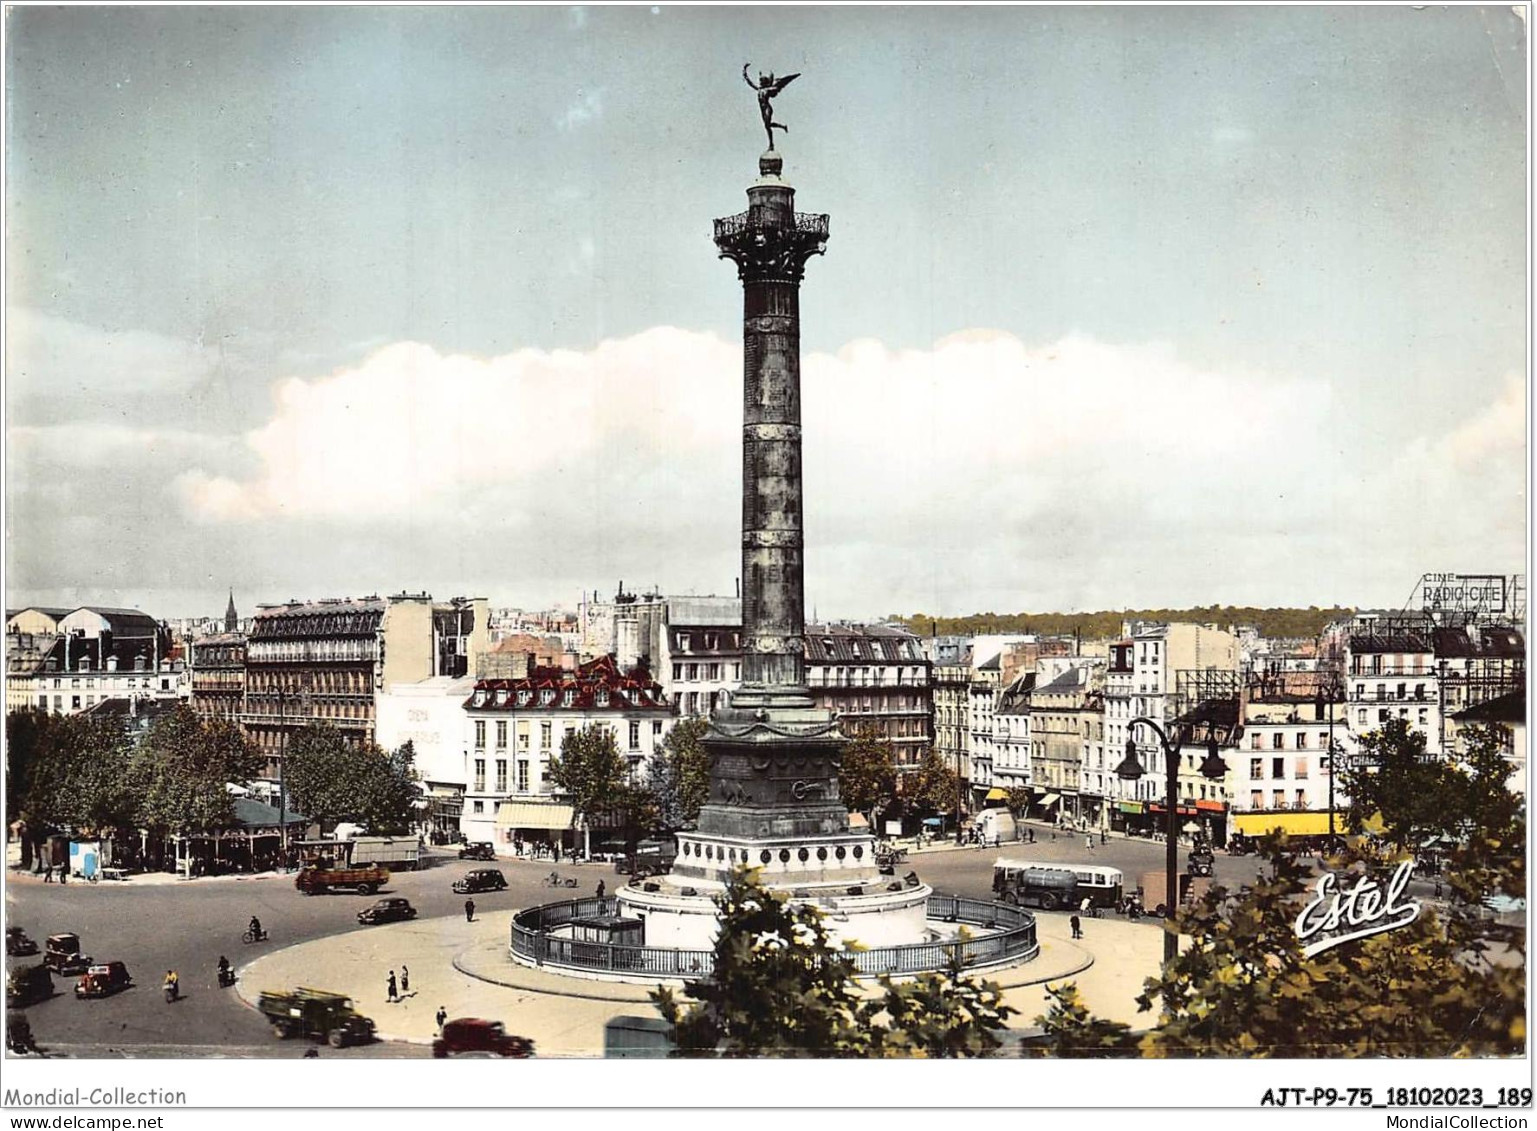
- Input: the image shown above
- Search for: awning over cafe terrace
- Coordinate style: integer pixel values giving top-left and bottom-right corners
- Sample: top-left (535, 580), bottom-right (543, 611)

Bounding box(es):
top-left (1232, 810), bottom-right (1336, 837)
top-left (495, 800), bottom-right (575, 830)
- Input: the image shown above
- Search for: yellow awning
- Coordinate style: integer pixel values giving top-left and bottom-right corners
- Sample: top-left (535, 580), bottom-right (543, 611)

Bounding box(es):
top-left (848, 812), bottom-right (869, 829)
top-left (1040, 793), bottom-right (1061, 807)
top-left (984, 788), bottom-right (1009, 802)
top-left (495, 800), bottom-right (575, 830)
top-left (1232, 811), bottom-right (1337, 837)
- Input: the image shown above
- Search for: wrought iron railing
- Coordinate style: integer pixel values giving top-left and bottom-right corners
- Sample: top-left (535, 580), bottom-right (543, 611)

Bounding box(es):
top-left (713, 210), bottom-right (830, 242)
top-left (509, 893), bottom-right (1037, 979)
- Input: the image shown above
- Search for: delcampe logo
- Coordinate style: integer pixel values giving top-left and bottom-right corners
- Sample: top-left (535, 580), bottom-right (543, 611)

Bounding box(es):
top-left (1294, 859), bottom-right (1422, 958)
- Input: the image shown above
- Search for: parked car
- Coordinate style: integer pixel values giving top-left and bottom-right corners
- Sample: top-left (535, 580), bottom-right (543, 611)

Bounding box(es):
top-left (5, 964), bottom-right (54, 1009)
top-left (6, 926), bottom-right (39, 957)
top-left (42, 933), bottom-right (91, 976)
top-left (356, 898), bottom-right (418, 926)
top-left (452, 868), bottom-right (508, 894)
top-left (458, 842), bottom-right (496, 861)
top-left (432, 1017), bottom-right (535, 1059)
top-left (75, 961), bottom-right (133, 999)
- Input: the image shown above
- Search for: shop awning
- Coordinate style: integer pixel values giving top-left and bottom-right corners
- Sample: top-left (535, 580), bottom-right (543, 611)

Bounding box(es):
top-left (1039, 793), bottom-right (1061, 808)
top-left (848, 812), bottom-right (869, 829)
top-left (1148, 804), bottom-right (1198, 817)
top-left (922, 817), bottom-right (945, 827)
top-left (1118, 802), bottom-right (1144, 814)
top-left (1232, 810), bottom-right (1336, 837)
top-left (984, 787), bottom-right (1009, 802)
top-left (495, 800), bottom-right (575, 830)
top-left (1194, 800), bottom-right (1227, 813)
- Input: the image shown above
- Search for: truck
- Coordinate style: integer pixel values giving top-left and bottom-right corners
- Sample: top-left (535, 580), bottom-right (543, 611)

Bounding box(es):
top-left (348, 836), bottom-right (420, 871)
top-left (256, 988), bottom-right (376, 1048)
top-left (294, 862), bottom-right (389, 895)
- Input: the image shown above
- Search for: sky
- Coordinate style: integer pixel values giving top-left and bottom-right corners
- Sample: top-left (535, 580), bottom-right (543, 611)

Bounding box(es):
top-left (3, 5), bottom-right (1528, 622)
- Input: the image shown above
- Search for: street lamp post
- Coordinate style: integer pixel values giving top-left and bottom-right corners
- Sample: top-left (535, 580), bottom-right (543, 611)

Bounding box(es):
top-left (1115, 716), bottom-right (1228, 963)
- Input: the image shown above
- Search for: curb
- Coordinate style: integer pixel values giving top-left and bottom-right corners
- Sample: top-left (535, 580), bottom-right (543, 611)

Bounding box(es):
top-left (452, 941), bottom-right (657, 1004)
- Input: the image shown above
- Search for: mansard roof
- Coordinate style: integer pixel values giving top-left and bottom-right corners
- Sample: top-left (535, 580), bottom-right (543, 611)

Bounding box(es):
top-left (466, 653), bottom-right (669, 712)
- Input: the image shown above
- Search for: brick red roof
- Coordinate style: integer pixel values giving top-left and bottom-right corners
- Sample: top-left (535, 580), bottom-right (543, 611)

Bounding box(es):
top-left (466, 653), bottom-right (669, 712)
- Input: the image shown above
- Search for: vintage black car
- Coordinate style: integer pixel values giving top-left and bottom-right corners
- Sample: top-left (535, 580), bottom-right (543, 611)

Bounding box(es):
top-left (42, 933), bottom-right (91, 976)
top-left (6, 926), bottom-right (39, 957)
top-left (457, 842), bottom-right (496, 861)
top-left (356, 898), bottom-right (418, 926)
top-left (452, 868), bottom-right (508, 894)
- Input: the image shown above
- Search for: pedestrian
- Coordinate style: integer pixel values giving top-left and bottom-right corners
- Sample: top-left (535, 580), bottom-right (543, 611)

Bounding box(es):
top-left (1070, 914), bottom-right (1082, 939)
top-left (400, 965), bottom-right (410, 995)
top-left (387, 971), bottom-right (398, 1003)
top-left (436, 1006), bottom-right (448, 1034)
top-left (42, 864), bottom-right (52, 883)
top-left (553, 843), bottom-right (561, 864)
top-left (1086, 835), bottom-right (1093, 851)
top-left (464, 898), bottom-right (475, 922)
top-left (1101, 830), bottom-right (1107, 845)
top-left (596, 879), bottom-right (606, 900)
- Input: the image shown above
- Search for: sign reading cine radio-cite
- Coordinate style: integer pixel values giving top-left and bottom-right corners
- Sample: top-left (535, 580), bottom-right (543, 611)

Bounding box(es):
top-left (1417, 572), bottom-right (1508, 616)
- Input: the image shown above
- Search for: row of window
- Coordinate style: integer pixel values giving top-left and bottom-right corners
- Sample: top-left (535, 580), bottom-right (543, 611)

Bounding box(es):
top-left (1249, 730), bottom-right (1331, 751)
top-left (1250, 789), bottom-right (1313, 810)
top-left (1249, 756), bottom-right (1326, 781)
top-left (1358, 707), bottom-right (1430, 728)
top-left (476, 719), bottom-right (661, 752)
top-left (1350, 683), bottom-right (1430, 702)
top-left (672, 662), bottom-right (737, 683)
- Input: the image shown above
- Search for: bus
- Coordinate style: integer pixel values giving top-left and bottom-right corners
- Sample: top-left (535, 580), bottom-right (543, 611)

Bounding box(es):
top-left (993, 858), bottom-right (1124, 909)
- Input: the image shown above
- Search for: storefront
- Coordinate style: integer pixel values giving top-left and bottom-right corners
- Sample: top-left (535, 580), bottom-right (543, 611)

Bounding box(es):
top-left (495, 799), bottom-right (576, 854)
top-left (1112, 800), bottom-right (1146, 835)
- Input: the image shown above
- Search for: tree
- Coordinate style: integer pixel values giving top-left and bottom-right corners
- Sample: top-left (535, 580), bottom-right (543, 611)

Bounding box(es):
top-left (1003, 786), bottom-right (1033, 823)
top-left (652, 868), bottom-right (1016, 1057)
top-left (1035, 836), bottom-right (1525, 1057)
top-left (1343, 718), bottom-right (1498, 851)
top-left (547, 724), bottom-right (629, 856)
top-left (350, 740), bottom-right (422, 835)
top-left (905, 748), bottom-right (962, 818)
top-left (6, 708), bottom-right (136, 867)
top-left (282, 725), bottom-right (355, 829)
top-left (645, 718), bottom-right (712, 831)
top-left (837, 727), bottom-right (898, 827)
top-left (283, 725), bottom-right (420, 833)
top-left (131, 707), bottom-right (263, 840)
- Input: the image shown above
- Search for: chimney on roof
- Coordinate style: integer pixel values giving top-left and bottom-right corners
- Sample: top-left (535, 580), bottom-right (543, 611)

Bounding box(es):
top-left (561, 650), bottom-right (579, 672)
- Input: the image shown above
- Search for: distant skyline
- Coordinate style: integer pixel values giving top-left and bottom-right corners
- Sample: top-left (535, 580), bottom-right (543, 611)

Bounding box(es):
top-left (5, 6), bottom-right (1527, 621)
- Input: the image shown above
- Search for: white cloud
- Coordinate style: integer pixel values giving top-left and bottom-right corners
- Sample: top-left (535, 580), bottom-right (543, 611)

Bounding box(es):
top-left (20, 323), bottom-right (1523, 612)
top-left (6, 307), bottom-right (216, 418)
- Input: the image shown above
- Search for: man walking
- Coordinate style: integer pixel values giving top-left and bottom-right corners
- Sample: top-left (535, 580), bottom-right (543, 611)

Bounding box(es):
top-left (400, 965), bottom-right (410, 995)
top-left (596, 879), bottom-right (606, 900)
top-left (1070, 914), bottom-right (1083, 940)
top-left (464, 898), bottom-right (475, 922)
top-left (387, 970), bottom-right (398, 1003)
top-left (436, 1006), bottom-right (448, 1034)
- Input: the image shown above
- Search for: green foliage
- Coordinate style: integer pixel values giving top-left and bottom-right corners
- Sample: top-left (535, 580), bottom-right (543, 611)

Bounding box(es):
top-left (645, 718), bottom-right (713, 830)
top-left (896, 606), bottom-right (1353, 642)
top-left (1343, 718), bottom-right (1479, 850)
top-left (130, 707), bottom-right (263, 836)
top-left (1003, 786), bottom-right (1033, 820)
top-left (1036, 835), bottom-right (1526, 1057)
top-left (282, 725), bottom-right (420, 833)
top-left (837, 727), bottom-right (898, 820)
top-left (6, 708), bottom-right (137, 835)
top-left (652, 868), bottom-right (1016, 1057)
top-left (904, 748), bottom-right (962, 816)
top-left (547, 724), bottom-right (629, 822)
